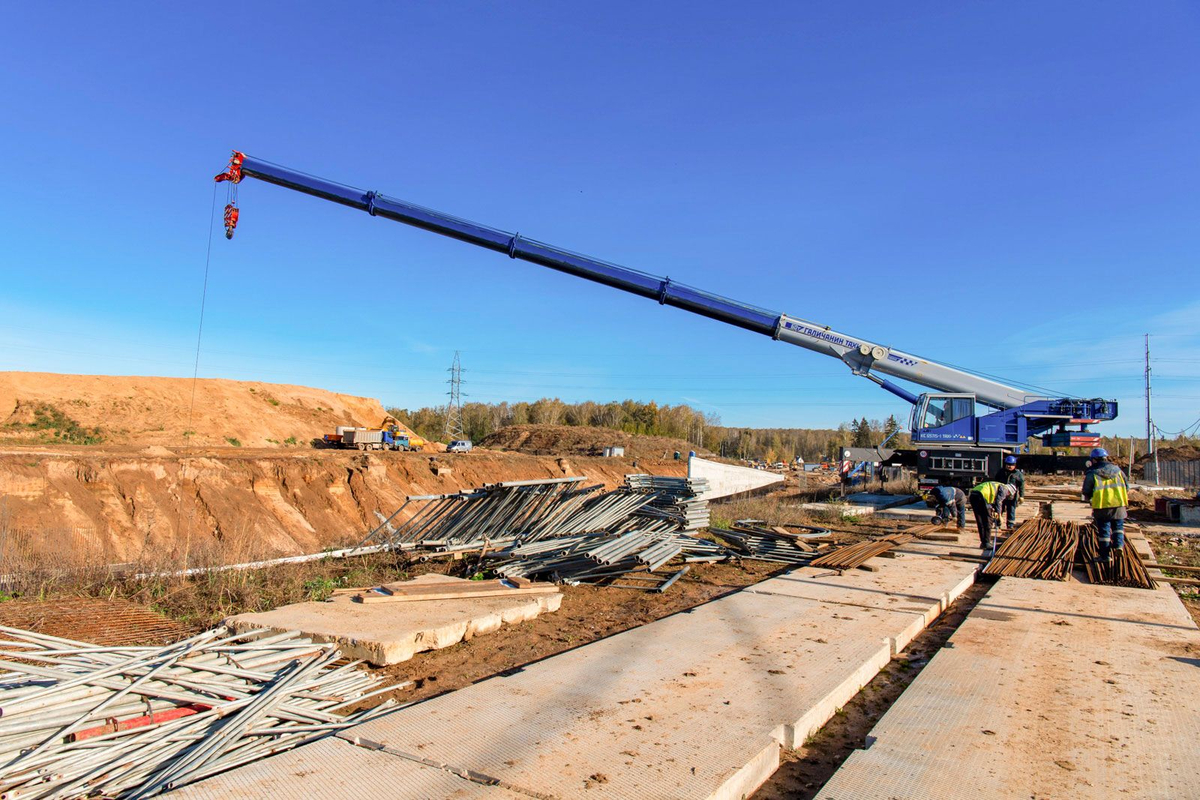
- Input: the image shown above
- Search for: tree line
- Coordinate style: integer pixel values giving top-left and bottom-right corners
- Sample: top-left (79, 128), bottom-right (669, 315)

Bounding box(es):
top-left (387, 398), bottom-right (907, 463)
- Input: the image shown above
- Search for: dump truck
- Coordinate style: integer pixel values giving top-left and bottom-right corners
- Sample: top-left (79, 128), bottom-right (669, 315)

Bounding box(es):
top-left (343, 428), bottom-right (411, 451)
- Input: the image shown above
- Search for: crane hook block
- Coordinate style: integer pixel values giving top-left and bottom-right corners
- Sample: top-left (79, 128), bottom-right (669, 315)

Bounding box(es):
top-left (214, 151), bottom-right (245, 184)
top-left (223, 204), bottom-right (239, 239)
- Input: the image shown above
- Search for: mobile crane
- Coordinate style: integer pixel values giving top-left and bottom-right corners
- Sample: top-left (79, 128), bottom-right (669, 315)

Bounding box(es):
top-left (215, 151), bottom-right (1117, 489)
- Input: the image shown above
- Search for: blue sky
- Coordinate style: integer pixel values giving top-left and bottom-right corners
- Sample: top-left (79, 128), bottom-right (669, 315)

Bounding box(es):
top-left (2, 4), bottom-right (1197, 436)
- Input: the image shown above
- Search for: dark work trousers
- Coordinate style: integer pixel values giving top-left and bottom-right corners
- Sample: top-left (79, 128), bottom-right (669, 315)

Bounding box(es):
top-left (1094, 515), bottom-right (1127, 559)
top-left (934, 497), bottom-right (967, 529)
top-left (969, 490), bottom-right (994, 548)
top-left (1002, 496), bottom-right (1019, 529)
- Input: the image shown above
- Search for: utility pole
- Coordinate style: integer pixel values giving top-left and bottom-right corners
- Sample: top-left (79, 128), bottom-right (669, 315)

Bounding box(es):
top-left (1145, 334), bottom-right (1153, 453)
top-left (1145, 334), bottom-right (1159, 485)
top-left (444, 351), bottom-right (466, 440)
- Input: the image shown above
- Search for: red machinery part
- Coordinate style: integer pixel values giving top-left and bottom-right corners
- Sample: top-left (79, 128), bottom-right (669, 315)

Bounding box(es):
top-left (223, 204), bottom-right (240, 239)
top-left (69, 702), bottom-right (212, 742)
top-left (214, 151), bottom-right (245, 184)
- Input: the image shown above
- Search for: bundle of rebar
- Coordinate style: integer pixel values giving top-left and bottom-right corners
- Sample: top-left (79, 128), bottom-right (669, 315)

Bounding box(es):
top-left (981, 519), bottom-right (1078, 580)
top-left (1076, 525), bottom-right (1157, 589)
top-left (0, 625), bottom-right (398, 798)
top-left (809, 534), bottom-right (915, 571)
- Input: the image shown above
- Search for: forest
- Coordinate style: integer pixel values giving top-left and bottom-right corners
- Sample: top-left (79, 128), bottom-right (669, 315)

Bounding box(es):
top-left (388, 398), bottom-right (906, 463)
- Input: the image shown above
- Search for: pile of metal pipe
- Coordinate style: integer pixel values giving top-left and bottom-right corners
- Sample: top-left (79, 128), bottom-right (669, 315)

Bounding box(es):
top-left (0, 625), bottom-right (398, 798)
top-left (359, 477), bottom-right (664, 552)
top-left (716, 528), bottom-right (816, 565)
top-left (355, 475), bottom-right (722, 589)
top-left (490, 529), bottom-right (723, 587)
top-left (626, 475), bottom-right (711, 530)
top-left (981, 519), bottom-right (1079, 580)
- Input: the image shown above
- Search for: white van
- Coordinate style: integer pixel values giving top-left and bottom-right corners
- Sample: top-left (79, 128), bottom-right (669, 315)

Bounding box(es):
top-left (447, 440), bottom-right (473, 453)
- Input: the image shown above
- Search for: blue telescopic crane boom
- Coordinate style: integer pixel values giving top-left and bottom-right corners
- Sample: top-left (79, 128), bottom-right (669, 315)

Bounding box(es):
top-left (215, 151), bottom-right (1116, 450)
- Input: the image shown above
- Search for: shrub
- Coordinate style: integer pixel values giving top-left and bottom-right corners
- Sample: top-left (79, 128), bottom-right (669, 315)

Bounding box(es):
top-left (11, 403), bottom-right (104, 445)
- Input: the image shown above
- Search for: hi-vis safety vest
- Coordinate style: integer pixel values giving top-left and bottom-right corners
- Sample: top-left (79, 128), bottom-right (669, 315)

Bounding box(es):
top-left (1090, 470), bottom-right (1128, 509)
top-left (971, 481), bottom-right (1002, 503)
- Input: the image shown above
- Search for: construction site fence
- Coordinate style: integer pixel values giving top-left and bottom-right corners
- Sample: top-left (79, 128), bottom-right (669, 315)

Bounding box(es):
top-left (1143, 460), bottom-right (1200, 488)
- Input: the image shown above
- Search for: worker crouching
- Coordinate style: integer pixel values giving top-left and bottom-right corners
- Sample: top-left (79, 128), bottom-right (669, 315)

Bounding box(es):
top-left (930, 486), bottom-right (967, 530)
top-left (1082, 448), bottom-right (1129, 564)
top-left (968, 481), bottom-right (1017, 550)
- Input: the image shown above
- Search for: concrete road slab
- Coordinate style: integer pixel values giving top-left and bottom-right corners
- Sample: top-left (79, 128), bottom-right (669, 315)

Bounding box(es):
top-left (173, 547), bottom-right (980, 800)
top-left (341, 584), bottom-right (950, 798)
top-left (226, 575), bottom-right (562, 666)
top-left (871, 502), bottom-right (935, 521)
top-left (169, 735), bottom-right (526, 799)
top-left (748, 555), bottom-right (978, 648)
top-left (817, 577), bottom-right (1200, 800)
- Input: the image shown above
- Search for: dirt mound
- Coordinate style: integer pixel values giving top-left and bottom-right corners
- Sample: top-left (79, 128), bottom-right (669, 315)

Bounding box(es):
top-left (0, 372), bottom-right (417, 448)
top-left (479, 424), bottom-right (711, 459)
top-left (1136, 444), bottom-right (1200, 465)
top-left (0, 450), bottom-right (685, 562)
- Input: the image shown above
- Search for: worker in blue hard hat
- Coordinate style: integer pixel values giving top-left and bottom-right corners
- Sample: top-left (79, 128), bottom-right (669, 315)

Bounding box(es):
top-left (929, 485), bottom-right (967, 530)
top-left (993, 455), bottom-right (1026, 531)
top-left (1082, 447), bottom-right (1128, 564)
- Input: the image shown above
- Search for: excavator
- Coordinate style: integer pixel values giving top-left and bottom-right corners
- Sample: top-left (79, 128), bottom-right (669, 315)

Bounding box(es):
top-left (215, 151), bottom-right (1117, 490)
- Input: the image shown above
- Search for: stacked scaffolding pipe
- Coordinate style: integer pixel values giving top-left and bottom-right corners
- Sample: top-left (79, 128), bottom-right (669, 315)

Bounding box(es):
top-left (0, 626), bottom-right (396, 799)
top-left (361, 475), bottom-right (719, 589)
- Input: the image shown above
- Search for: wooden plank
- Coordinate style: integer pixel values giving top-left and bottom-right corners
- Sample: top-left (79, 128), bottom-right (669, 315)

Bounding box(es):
top-left (1154, 576), bottom-right (1200, 587)
top-left (378, 578), bottom-right (497, 594)
top-left (355, 585), bottom-right (560, 604)
top-left (1142, 563), bottom-right (1200, 574)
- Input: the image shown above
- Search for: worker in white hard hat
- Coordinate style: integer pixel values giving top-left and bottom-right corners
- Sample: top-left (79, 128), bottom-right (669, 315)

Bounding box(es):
top-left (968, 480), bottom-right (1017, 550)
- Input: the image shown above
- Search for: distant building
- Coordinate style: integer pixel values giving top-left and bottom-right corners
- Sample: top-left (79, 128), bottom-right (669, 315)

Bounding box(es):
top-left (602, 446), bottom-right (625, 458)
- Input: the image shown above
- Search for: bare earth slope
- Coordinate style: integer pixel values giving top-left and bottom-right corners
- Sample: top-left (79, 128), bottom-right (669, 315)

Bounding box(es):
top-left (479, 424), bottom-right (711, 459)
top-left (0, 372), bottom-right (411, 448)
top-left (0, 449), bottom-right (684, 564)
top-left (0, 374), bottom-right (687, 565)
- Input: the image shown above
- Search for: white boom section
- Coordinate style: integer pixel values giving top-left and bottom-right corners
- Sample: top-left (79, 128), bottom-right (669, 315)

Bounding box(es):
top-left (775, 315), bottom-right (1036, 409)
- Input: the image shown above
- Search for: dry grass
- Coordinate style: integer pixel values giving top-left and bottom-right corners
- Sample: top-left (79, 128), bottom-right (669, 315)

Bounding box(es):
top-left (0, 523), bottom-right (452, 632)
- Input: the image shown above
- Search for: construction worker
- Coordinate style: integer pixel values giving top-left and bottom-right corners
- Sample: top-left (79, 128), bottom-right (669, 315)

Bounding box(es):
top-left (930, 485), bottom-right (967, 530)
top-left (968, 480), bottom-right (1016, 549)
top-left (994, 455), bottom-right (1026, 530)
top-left (1082, 447), bottom-right (1128, 564)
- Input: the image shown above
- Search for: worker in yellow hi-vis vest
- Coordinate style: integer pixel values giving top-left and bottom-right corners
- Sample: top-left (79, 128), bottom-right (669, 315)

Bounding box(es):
top-left (1082, 448), bottom-right (1128, 564)
top-left (968, 480), bottom-right (1016, 550)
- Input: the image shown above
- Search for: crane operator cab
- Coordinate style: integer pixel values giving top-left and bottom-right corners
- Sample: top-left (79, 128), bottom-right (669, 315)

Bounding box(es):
top-left (910, 393), bottom-right (976, 443)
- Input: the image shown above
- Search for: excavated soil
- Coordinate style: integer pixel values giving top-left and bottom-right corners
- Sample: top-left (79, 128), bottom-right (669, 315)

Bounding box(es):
top-left (0, 448), bottom-right (684, 564)
top-left (0, 372), bottom-right (696, 563)
top-left (479, 423), bottom-right (710, 459)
